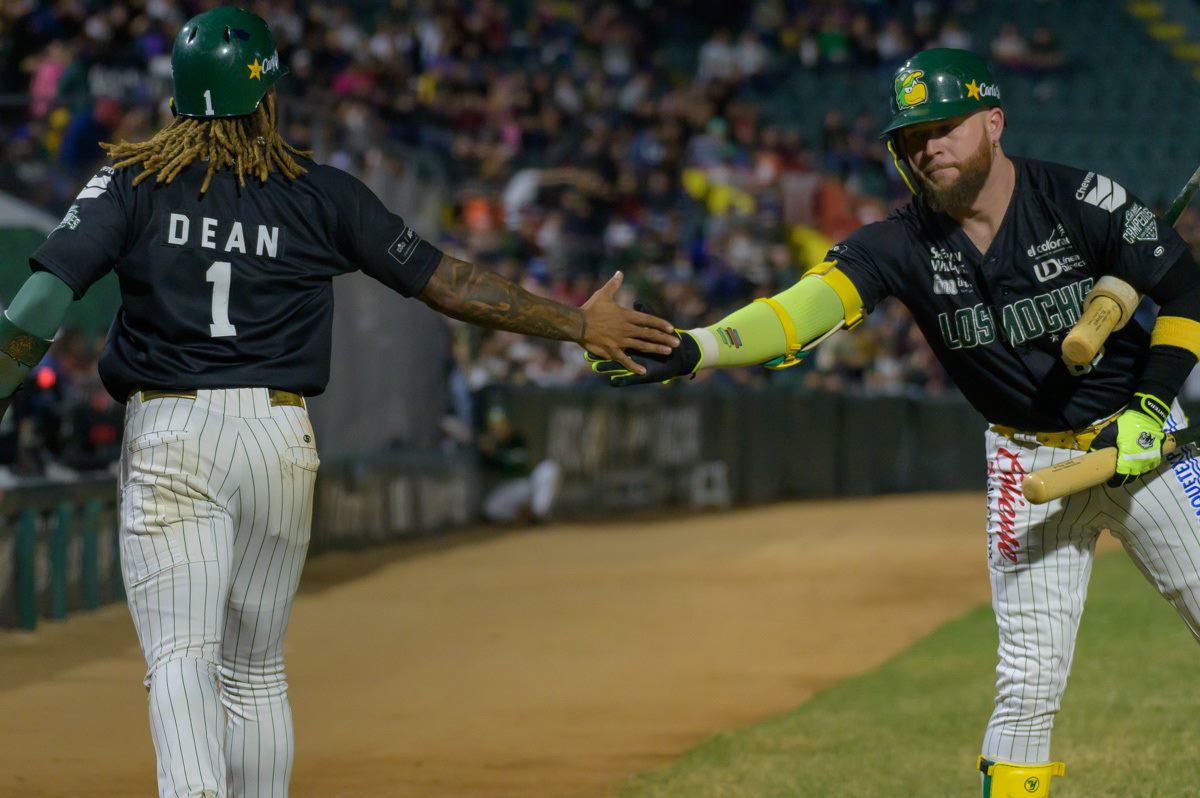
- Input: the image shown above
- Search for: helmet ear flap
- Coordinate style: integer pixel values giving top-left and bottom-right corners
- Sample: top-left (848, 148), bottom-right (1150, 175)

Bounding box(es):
top-left (886, 137), bottom-right (920, 195)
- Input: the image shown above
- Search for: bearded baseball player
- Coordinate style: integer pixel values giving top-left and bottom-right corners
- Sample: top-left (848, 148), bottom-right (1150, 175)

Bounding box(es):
top-left (593, 48), bottom-right (1200, 796)
top-left (0, 8), bottom-right (676, 797)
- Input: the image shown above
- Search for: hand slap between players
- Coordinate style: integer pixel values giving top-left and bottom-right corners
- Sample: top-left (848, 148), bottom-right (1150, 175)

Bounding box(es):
top-left (580, 272), bottom-right (679, 375)
top-left (586, 300), bottom-right (704, 386)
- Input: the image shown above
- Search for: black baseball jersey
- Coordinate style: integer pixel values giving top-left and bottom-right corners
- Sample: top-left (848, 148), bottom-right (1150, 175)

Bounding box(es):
top-left (831, 156), bottom-right (1188, 431)
top-left (30, 156), bottom-right (443, 401)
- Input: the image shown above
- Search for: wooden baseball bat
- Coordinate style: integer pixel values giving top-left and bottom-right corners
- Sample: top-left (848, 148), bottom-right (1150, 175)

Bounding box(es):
top-left (1059, 163), bottom-right (1200, 369)
top-left (1061, 295), bottom-right (1122, 367)
top-left (1022, 427), bottom-right (1200, 504)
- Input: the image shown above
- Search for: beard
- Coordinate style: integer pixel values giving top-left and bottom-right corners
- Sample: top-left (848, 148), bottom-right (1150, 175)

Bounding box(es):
top-left (916, 135), bottom-right (993, 215)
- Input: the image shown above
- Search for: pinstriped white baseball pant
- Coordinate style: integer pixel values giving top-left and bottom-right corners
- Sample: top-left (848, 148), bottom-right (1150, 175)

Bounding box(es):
top-left (982, 403), bottom-right (1200, 765)
top-left (120, 388), bottom-right (318, 798)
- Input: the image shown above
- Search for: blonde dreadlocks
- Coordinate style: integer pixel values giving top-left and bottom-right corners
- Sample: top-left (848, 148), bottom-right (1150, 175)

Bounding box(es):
top-left (101, 92), bottom-right (312, 195)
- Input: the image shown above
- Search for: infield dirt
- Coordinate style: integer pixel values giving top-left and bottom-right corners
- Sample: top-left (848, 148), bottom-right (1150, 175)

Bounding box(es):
top-left (0, 493), bottom-right (1055, 797)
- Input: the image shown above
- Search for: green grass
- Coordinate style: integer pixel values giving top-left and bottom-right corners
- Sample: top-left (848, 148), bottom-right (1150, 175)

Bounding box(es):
top-left (618, 550), bottom-right (1200, 798)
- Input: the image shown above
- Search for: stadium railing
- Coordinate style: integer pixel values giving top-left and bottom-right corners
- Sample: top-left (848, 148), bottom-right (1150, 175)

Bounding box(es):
top-left (0, 474), bottom-right (122, 630)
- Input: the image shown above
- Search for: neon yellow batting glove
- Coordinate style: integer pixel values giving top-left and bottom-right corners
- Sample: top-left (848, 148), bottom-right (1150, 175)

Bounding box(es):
top-left (1088, 392), bottom-right (1170, 487)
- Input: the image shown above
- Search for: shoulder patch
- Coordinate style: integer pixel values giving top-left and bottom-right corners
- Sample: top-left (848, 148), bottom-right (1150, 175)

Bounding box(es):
top-left (1078, 173), bottom-right (1126, 213)
top-left (1122, 203), bottom-right (1158, 244)
top-left (75, 166), bottom-right (115, 200)
top-left (388, 226), bottom-right (421, 265)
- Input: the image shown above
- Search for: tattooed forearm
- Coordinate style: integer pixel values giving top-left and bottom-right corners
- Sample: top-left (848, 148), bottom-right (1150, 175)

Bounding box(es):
top-left (419, 254), bottom-right (586, 342)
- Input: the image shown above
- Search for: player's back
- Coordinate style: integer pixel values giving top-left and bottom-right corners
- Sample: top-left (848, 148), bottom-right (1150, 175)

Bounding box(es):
top-left (31, 157), bottom-right (442, 401)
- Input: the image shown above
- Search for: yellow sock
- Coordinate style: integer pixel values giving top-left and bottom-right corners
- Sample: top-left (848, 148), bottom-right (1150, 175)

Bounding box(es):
top-left (978, 756), bottom-right (1065, 798)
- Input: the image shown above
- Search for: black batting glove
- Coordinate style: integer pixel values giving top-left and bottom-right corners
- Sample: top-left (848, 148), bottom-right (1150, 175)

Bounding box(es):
top-left (587, 329), bottom-right (702, 386)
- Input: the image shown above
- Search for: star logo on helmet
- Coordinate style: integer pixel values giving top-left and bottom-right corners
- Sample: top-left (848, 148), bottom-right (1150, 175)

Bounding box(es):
top-left (965, 79), bottom-right (982, 100)
top-left (247, 57), bottom-right (263, 80)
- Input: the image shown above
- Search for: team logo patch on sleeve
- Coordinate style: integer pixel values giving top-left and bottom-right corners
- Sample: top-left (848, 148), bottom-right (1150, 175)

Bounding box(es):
top-left (53, 204), bottom-right (81, 233)
top-left (1122, 203), bottom-right (1158, 244)
top-left (1077, 173), bottom-right (1126, 212)
top-left (388, 226), bottom-right (421, 265)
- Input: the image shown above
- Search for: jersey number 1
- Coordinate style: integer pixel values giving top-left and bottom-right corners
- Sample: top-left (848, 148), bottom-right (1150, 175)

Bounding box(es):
top-left (206, 261), bottom-right (237, 337)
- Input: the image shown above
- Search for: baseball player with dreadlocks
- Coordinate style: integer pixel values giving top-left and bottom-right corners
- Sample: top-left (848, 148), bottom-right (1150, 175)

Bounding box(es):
top-left (0, 8), bottom-right (676, 797)
top-left (592, 48), bottom-right (1200, 796)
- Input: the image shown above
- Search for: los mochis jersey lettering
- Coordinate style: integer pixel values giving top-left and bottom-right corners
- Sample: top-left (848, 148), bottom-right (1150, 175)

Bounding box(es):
top-left (29, 158), bottom-right (444, 401)
top-left (829, 157), bottom-right (1188, 430)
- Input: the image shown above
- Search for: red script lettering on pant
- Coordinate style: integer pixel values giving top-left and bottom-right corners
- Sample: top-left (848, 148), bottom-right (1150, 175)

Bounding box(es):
top-left (990, 447), bottom-right (1025, 563)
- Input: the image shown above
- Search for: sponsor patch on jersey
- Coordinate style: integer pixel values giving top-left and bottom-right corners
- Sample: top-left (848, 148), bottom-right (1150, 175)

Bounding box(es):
top-left (933, 276), bottom-right (960, 295)
top-left (1079, 173), bottom-right (1126, 213)
top-left (928, 246), bottom-right (972, 295)
top-left (1027, 224), bottom-right (1084, 283)
top-left (388, 226), bottom-right (421, 265)
top-left (1075, 171), bottom-right (1094, 200)
top-left (75, 167), bottom-right (114, 200)
top-left (1026, 223), bottom-right (1070, 259)
top-left (1122, 203), bottom-right (1158, 244)
top-left (1032, 252), bottom-right (1085, 283)
top-left (53, 203), bottom-right (81, 234)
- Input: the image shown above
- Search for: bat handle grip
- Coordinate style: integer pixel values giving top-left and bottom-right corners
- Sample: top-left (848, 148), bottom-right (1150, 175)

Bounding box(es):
top-left (1021, 435), bottom-right (1181, 504)
top-left (1061, 296), bottom-right (1121, 368)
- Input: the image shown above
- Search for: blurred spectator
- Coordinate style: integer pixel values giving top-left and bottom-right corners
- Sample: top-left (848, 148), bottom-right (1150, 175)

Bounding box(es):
top-left (0, 0), bottom-right (971, 473)
top-left (735, 30), bottom-right (769, 84)
top-left (23, 40), bottom-right (71, 119)
top-left (876, 19), bottom-right (912, 64)
top-left (817, 14), bottom-right (852, 67)
top-left (697, 28), bottom-right (737, 83)
top-left (991, 23), bottom-right (1030, 69)
top-left (1027, 26), bottom-right (1067, 72)
top-left (937, 19), bottom-right (973, 51)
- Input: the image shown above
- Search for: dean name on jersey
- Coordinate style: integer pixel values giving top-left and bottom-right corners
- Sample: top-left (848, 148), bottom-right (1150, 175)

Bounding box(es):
top-left (165, 212), bottom-right (282, 259)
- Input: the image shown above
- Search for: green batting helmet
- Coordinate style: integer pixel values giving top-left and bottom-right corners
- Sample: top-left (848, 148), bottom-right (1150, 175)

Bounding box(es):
top-left (171, 7), bottom-right (288, 118)
top-left (881, 48), bottom-right (1003, 193)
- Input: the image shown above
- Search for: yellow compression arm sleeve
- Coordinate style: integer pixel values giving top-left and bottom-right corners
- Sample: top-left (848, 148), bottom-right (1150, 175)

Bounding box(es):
top-left (690, 274), bottom-right (850, 368)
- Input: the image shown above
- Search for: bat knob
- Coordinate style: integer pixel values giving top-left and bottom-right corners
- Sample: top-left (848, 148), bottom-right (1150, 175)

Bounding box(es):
top-left (1021, 473), bottom-right (1050, 504)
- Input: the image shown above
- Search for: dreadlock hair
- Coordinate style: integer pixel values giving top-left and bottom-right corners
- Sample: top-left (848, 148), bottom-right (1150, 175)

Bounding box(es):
top-left (101, 91), bottom-right (312, 195)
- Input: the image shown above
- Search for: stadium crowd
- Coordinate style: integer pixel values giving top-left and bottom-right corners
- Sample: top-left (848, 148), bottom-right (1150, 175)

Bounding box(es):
top-left (3, 0), bottom-right (1197, 477)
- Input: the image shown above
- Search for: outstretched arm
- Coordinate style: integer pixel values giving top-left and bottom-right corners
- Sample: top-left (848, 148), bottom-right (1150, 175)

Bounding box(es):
top-left (419, 253), bottom-right (588, 341)
top-left (0, 271), bottom-right (74, 418)
top-left (419, 253), bottom-right (678, 374)
top-left (591, 264), bottom-right (863, 385)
